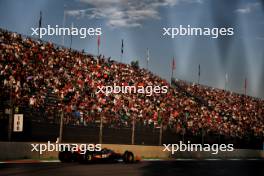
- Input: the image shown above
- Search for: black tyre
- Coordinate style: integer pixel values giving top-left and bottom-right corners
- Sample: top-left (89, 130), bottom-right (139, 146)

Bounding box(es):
top-left (58, 151), bottom-right (72, 162)
top-left (83, 152), bottom-right (93, 163)
top-left (123, 151), bottom-right (134, 163)
top-left (72, 152), bottom-right (81, 162)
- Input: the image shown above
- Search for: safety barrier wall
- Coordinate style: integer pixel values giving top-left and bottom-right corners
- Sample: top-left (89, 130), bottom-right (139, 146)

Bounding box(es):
top-left (0, 142), bottom-right (263, 161)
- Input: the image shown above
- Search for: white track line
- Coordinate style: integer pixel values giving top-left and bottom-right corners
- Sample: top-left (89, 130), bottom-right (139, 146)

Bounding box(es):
top-left (0, 158), bottom-right (263, 163)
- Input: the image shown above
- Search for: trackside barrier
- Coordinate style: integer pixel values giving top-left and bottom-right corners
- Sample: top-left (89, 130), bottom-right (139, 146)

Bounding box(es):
top-left (0, 142), bottom-right (263, 161)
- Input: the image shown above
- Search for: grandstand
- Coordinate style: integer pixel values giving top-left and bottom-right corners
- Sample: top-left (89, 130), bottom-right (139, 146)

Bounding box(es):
top-left (0, 28), bottom-right (263, 148)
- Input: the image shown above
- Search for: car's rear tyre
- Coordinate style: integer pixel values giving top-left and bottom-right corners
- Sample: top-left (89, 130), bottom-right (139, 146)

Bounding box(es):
top-left (58, 151), bottom-right (72, 162)
top-left (72, 152), bottom-right (81, 162)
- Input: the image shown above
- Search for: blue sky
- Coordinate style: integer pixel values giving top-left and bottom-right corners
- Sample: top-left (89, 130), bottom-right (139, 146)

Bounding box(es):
top-left (0, 0), bottom-right (263, 98)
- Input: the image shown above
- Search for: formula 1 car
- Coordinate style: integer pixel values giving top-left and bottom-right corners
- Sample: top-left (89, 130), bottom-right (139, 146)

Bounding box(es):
top-left (58, 146), bottom-right (138, 164)
top-left (79, 148), bottom-right (136, 164)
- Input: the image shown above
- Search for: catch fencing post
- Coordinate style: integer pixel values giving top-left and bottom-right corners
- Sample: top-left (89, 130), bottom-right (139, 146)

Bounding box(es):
top-left (159, 122), bottom-right (163, 145)
top-left (131, 115), bottom-right (135, 145)
top-left (8, 85), bottom-right (13, 141)
top-left (59, 110), bottom-right (64, 143)
top-left (99, 115), bottom-right (103, 144)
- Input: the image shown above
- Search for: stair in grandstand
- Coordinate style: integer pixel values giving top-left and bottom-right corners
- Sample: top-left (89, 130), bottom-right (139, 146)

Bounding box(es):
top-left (44, 88), bottom-right (60, 107)
top-left (171, 80), bottom-right (233, 120)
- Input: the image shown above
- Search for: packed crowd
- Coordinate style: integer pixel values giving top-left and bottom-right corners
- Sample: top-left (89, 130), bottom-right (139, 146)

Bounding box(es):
top-left (0, 28), bottom-right (263, 138)
top-left (174, 80), bottom-right (264, 137)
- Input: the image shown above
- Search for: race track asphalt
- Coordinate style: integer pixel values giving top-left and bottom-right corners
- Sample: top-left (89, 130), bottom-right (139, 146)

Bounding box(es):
top-left (0, 160), bottom-right (263, 176)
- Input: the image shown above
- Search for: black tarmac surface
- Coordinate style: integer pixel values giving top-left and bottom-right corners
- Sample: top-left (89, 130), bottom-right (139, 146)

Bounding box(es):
top-left (0, 160), bottom-right (263, 176)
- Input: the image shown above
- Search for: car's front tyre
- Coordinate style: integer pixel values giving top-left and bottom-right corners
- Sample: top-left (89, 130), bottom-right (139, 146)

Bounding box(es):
top-left (123, 151), bottom-right (134, 163)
